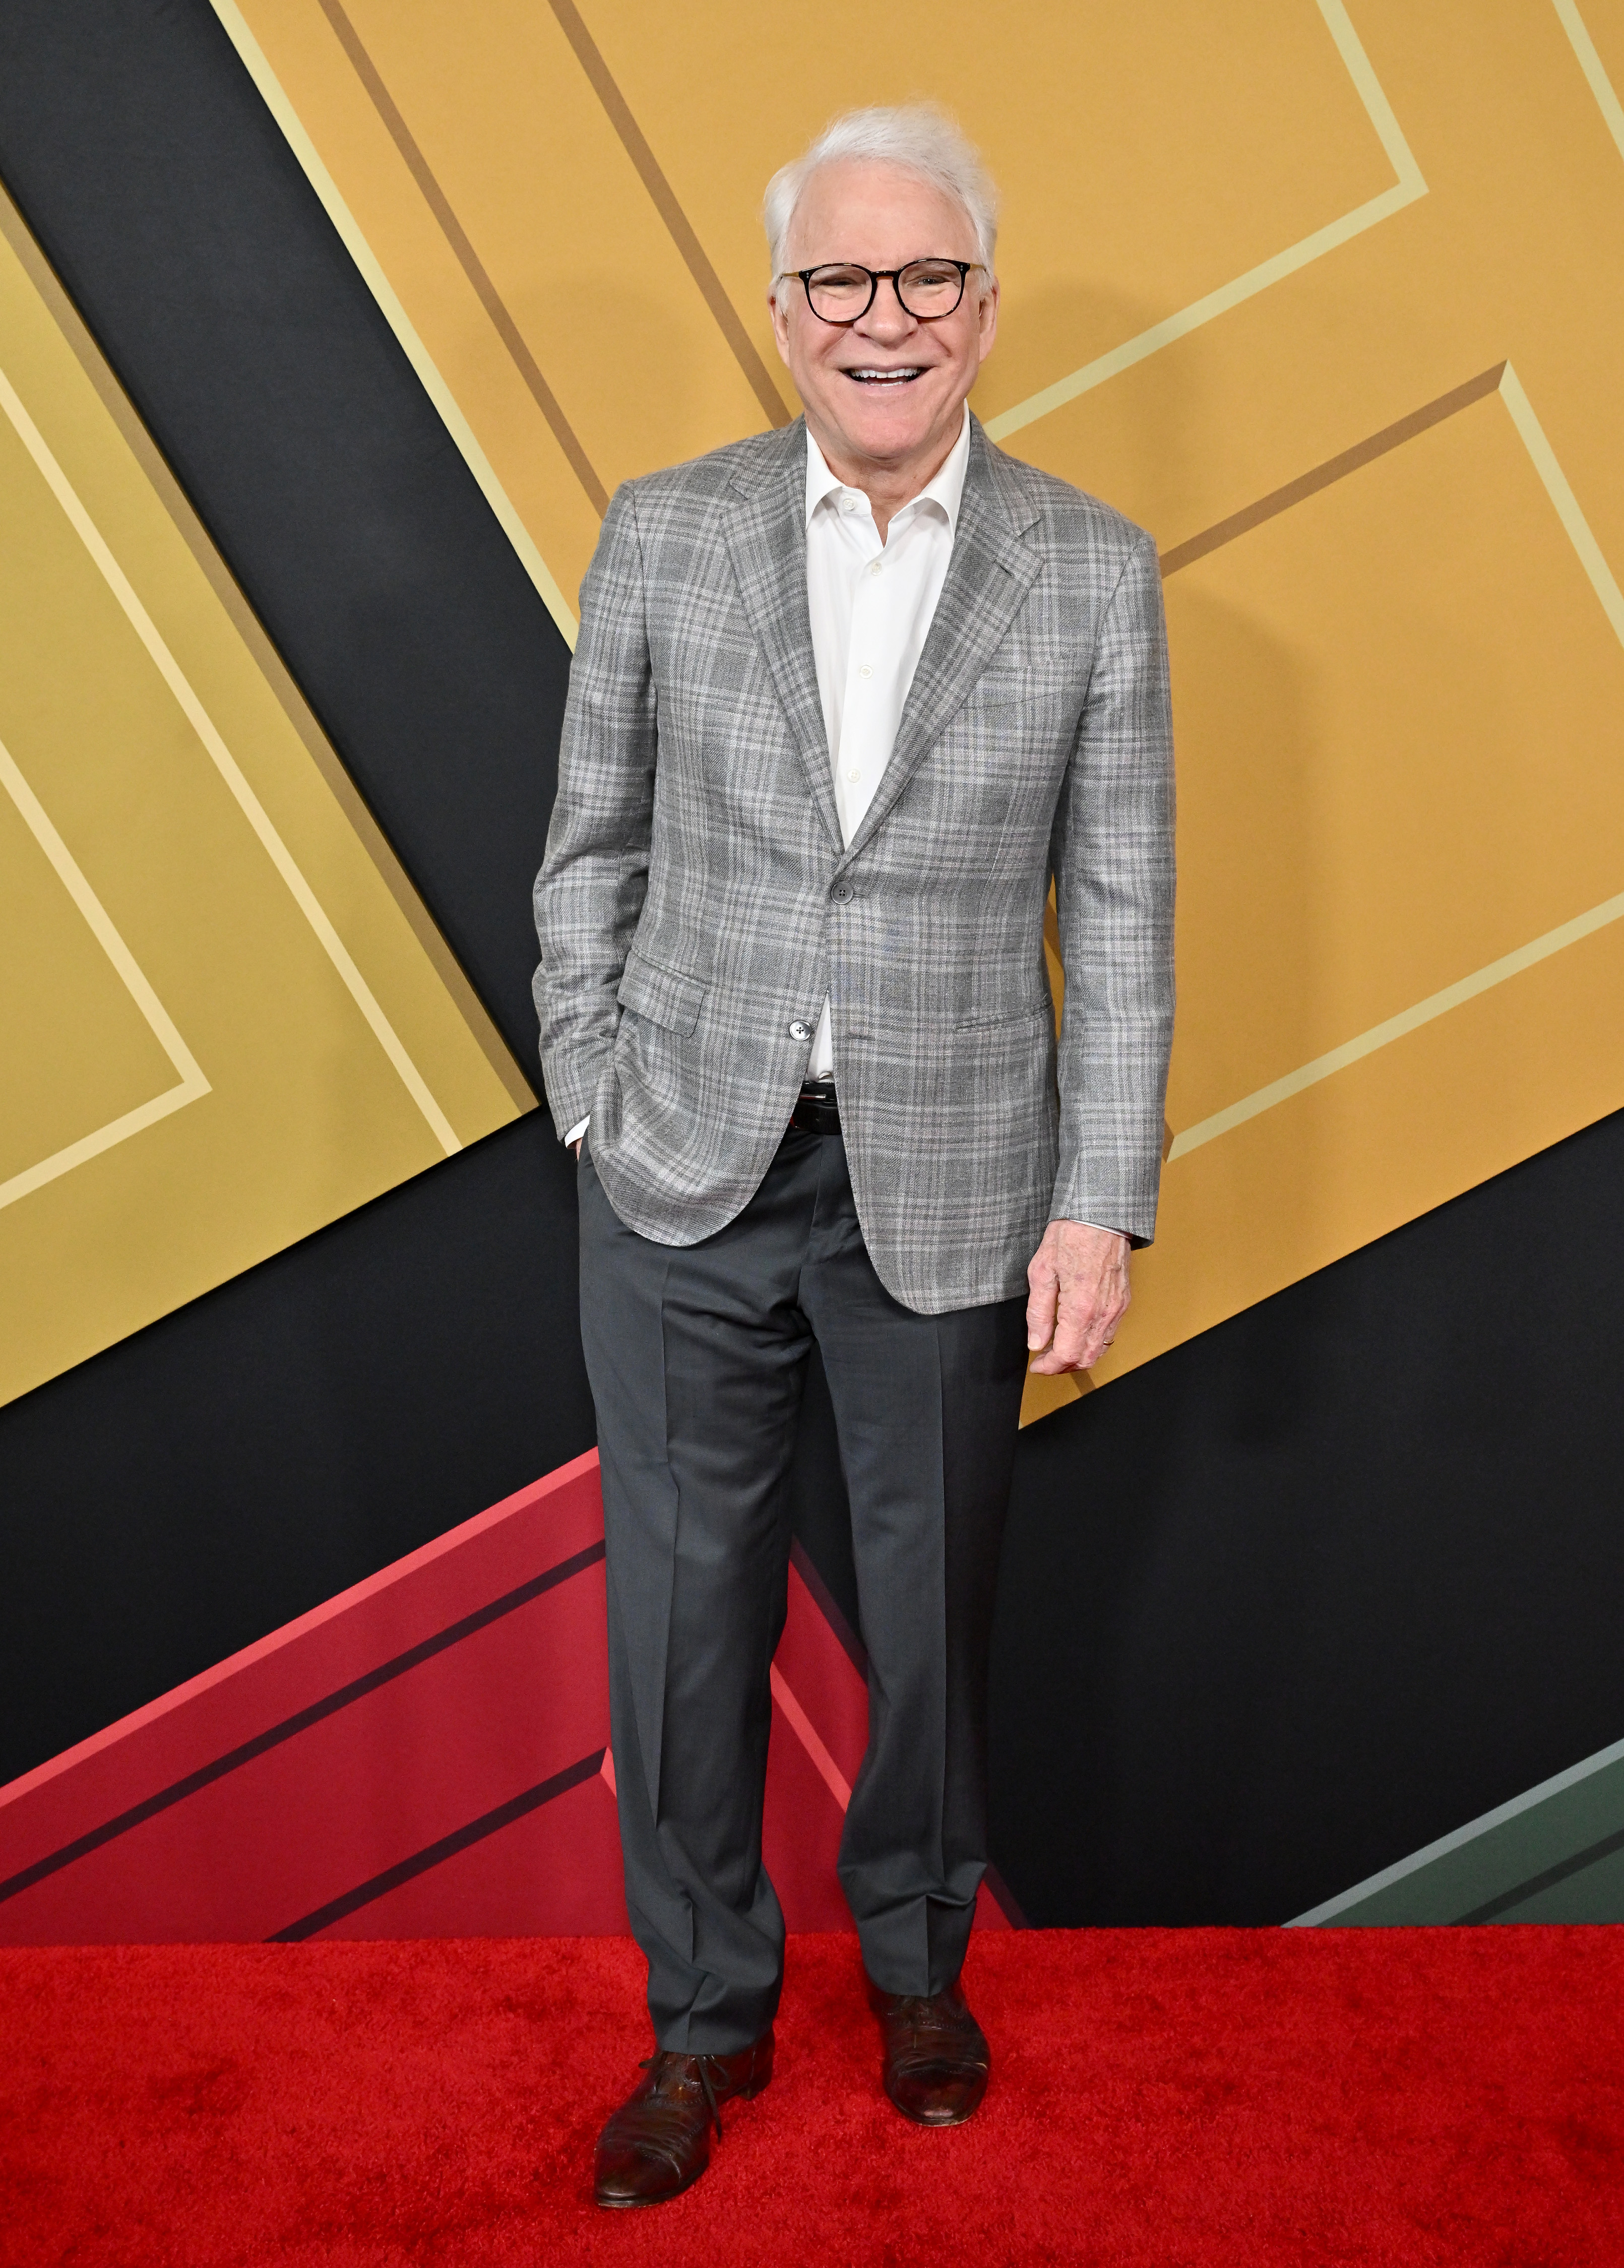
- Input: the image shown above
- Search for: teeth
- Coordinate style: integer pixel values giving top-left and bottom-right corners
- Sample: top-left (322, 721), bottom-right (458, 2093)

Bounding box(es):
top-left (848, 367), bottom-right (922, 381)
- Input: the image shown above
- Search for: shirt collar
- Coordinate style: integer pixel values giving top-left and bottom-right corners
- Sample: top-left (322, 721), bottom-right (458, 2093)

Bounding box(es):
top-left (803, 403), bottom-right (972, 534)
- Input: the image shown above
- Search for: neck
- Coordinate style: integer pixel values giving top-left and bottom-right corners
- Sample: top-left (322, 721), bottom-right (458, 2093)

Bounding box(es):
top-left (806, 408), bottom-right (966, 543)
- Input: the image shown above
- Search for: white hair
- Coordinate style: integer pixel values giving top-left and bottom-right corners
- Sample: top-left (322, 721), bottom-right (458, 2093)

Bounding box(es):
top-left (763, 104), bottom-right (998, 282)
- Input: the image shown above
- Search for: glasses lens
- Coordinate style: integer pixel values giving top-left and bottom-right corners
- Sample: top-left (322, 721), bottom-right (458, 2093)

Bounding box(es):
top-left (897, 260), bottom-right (967, 317)
top-left (805, 265), bottom-right (874, 322)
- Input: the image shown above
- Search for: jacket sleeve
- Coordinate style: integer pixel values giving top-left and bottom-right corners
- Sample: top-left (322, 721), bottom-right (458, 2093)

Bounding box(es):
top-left (531, 483), bottom-right (656, 1138)
top-left (1048, 529), bottom-right (1176, 1243)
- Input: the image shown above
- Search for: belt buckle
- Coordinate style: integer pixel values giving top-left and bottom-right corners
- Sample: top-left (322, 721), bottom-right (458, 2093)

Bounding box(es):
top-left (791, 1081), bottom-right (840, 1137)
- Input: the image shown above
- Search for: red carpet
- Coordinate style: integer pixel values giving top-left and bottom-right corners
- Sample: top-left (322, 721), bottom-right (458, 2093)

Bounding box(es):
top-left (3, 1928), bottom-right (1621, 2265)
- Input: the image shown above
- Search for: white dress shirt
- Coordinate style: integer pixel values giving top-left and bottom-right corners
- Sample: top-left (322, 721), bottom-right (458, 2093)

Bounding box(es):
top-left (803, 406), bottom-right (970, 1078)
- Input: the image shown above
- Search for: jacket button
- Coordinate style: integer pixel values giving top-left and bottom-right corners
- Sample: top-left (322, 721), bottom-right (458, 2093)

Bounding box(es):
top-left (831, 883), bottom-right (853, 902)
top-left (788, 1020), bottom-right (811, 1042)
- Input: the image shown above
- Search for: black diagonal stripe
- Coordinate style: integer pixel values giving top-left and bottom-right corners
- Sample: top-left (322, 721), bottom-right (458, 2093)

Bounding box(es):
top-left (268, 1748), bottom-right (606, 1940)
top-left (0, 1536), bottom-right (605, 1905)
top-left (1458, 1821), bottom-right (1624, 1923)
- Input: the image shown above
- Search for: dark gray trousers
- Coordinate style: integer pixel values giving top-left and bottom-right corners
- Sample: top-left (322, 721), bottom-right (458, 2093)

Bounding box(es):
top-left (578, 1127), bottom-right (1028, 2053)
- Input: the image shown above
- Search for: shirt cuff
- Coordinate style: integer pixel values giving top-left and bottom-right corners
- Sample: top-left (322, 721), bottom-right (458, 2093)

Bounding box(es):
top-left (564, 1115), bottom-right (589, 1147)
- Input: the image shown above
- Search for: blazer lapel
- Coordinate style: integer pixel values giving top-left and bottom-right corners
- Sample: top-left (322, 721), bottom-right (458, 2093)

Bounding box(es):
top-left (723, 417), bottom-right (844, 853)
top-left (836, 420), bottom-right (1042, 869)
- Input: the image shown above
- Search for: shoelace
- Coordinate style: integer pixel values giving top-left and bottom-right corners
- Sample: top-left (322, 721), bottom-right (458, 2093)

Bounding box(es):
top-left (886, 1997), bottom-right (985, 2076)
top-left (638, 2050), bottom-right (728, 2137)
top-left (892, 1995), bottom-right (962, 2033)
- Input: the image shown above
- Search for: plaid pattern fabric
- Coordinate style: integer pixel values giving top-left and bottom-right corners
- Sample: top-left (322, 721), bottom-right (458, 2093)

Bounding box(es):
top-left (533, 415), bottom-right (1174, 1315)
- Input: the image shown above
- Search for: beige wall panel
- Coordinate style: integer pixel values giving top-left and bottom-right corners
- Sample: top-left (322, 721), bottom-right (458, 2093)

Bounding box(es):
top-left (0, 207), bottom-right (525, 1407)
top-left (1108, 916), bottom-right (1624, 1382)
top-left (996, 5), bottom-right (1624, 555)
top-left (1166, 390), bottom-right (1624, 1131)
top-left (341, 0), bottom-right (768, 474)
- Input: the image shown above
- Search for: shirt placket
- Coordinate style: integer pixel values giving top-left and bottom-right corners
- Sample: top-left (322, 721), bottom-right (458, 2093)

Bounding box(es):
top-left (836, 499), bottom-right (889, 845)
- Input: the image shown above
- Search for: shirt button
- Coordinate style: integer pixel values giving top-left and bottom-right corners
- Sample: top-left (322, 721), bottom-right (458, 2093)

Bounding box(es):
top-left (867, 560), bottom-right (882, 577)
top-left (858, 664), bottom-right (872, 678)
top-left (846, 766), bottom-right (860, 781)
top-left (788, 1020), bottom-right (811, 1042)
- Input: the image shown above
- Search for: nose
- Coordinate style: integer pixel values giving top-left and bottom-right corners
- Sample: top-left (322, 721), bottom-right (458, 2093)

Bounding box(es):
top-left (855, 278), bottom-right (915, 344)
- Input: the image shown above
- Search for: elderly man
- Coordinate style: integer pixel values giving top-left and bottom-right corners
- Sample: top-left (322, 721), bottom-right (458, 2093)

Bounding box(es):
top-left (534, 103), bottom-right (1173, 2207)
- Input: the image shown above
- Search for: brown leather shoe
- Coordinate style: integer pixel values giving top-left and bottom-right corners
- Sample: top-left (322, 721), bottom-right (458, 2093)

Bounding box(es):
top-left (868, 1978), bottom-right (990, 2126)
top-left (592, 2031), bottom-right (774, 2208)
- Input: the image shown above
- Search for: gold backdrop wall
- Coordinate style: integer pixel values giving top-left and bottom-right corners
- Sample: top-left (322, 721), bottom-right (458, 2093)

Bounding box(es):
top-left (209, 0), bottom-right (1624, 1423)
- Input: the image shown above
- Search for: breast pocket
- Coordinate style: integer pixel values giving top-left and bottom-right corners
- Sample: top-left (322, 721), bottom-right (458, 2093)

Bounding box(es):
top-left (617, 949), bottom-right (706, 1036)
top-left (959, 667), bottom-right (1080, 731)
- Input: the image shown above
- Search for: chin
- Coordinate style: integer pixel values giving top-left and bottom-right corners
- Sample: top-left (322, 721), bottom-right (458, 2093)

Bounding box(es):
top-left (850, 410), bottom-right (937, 457)
top-left (831, 389), bottom-right (945, 459)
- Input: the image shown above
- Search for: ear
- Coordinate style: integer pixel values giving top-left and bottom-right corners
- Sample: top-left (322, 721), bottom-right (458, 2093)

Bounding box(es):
top-left (976, 273), bottom-right (1000, 357)
top-left (767, 279), bottom-right (795, 367)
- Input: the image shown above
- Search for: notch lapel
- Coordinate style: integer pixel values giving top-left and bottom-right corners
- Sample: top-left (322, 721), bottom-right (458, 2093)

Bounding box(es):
top-left (836, 424), bottom-right (1041, 870)
top-left (723, 419), bottom-right (844, 852)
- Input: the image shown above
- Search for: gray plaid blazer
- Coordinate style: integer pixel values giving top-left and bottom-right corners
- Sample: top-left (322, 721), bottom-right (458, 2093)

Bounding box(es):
top-left (533, 414), bottom-right (1174, 1315)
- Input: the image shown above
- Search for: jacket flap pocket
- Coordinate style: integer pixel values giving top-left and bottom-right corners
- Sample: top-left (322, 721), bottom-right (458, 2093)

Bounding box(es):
top-left (962, 672), bottom-right (1028, 712)
top-left (961, 667), bottom-right (1077, 722)
top-left (617, 950), bottom-right (706, 1037)
top-left (953, 999), bottom-right (1052, 1033)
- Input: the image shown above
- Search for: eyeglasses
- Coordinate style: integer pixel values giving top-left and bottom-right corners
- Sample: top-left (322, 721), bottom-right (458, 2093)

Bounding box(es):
top-left (780, 259), bottom-right (984, 326)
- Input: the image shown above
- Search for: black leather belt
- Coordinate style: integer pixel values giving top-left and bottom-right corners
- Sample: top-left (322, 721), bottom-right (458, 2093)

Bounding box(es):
top-left (789, 1079), bottom-right (841, 1137)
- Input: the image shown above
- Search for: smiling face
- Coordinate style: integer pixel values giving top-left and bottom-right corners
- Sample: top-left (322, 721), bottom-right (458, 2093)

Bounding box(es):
top-left (768, 158), bottom-right (998, 496)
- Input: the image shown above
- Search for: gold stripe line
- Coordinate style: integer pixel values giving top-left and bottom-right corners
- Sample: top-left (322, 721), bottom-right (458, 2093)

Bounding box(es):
top-left (1497, 362), bottom-right (1624, 644)
top-left (1168, 887), bottom-right (1624, 1162)
top-left (206, 0), bottom-right (578, 648)
top-left (314, 0), bottom-right (609, 515)
top-left (985, 0), bottom-right (1426, 444)
top-left (1160, 365), bottom-right (1506, 577)
top-left (1167, 363), bottom-right (1624, 1164)
top-left (0, 1086), bottom-right (203, 1216)
top-left (546, 0), bottom-right (791, 432)
top-left (0, 736), bottom-right (211, 1213)
top-left (1316, 0), bottom-right (1426, 186)
top-left (1552, 0), bottom-right (1624, 166)
top-left (0, 360), bottom-right (464, 1158)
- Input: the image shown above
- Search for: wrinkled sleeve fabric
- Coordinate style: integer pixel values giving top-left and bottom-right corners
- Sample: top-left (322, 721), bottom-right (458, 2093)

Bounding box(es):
top-left (1049, 529), bottom-right (1175, 1245)
top-left (532, 484), bottom-right (655, 1141)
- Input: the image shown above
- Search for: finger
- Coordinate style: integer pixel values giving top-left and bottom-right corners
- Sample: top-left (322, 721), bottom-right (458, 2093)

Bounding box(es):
top-left (1025, 1269), bottom-right (1060, 1352)
top-left (1046, 1296), bottom-right (1101, 1371)
top-left (1075, 1301), bottom-right (1128, 1369)
top-left (1051, 1283), bottom-right (1131, 1372)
